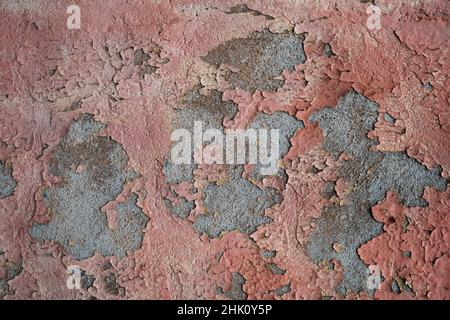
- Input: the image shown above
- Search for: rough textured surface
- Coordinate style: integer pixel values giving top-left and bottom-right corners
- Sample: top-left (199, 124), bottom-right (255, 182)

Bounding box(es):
top-left (193, 166), bottom-right (280, 237)
top-left (0, 161), bottom-right (16, 199)
top-left (0, 0), bottom-right (449, 300)
top-left (29, 114), bottom-right (149, 260)
top-left (0, 250), bottom-right (22, 298)
top-left (163, 88), bottom-right (303, 238)
top-left (203, 28), bottom-right (306, 92)
top-left (307, 91), bottom-right (447, 294)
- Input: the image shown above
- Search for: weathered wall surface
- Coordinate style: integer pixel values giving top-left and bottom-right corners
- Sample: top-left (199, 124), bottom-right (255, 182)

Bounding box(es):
top-left (0, 0), bottom-right (449, 299)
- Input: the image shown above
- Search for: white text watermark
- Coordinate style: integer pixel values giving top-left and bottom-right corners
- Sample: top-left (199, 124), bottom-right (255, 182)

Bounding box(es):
top-left (171, 121), bottom-right (280, 175)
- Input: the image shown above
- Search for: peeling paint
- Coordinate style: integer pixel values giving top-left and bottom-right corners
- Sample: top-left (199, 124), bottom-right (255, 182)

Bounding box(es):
top-left (203, 28), bottom-right (306, 92)
top-left (0, 0), bottom-right (449, 300)
top-left (0, 161), bottom-right (16, 199)
top-left (29, 114), bottom-right (148, 260)
top-left (308, 91), bottom-right (447, 293)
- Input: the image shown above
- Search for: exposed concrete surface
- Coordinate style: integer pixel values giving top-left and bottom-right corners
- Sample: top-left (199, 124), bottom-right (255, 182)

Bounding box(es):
top-left (0, 161), bottom-right (16, 199)
top-left (0, 0), bottom-right (449, 300)
top-left (29, 114), bottom-right (149, 260)
top-left (203, 28), bottom-right (306, 92)
top-left (307, 91), bottom-right (447, 294)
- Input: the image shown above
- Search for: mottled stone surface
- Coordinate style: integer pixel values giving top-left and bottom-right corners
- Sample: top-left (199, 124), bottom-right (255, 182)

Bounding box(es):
top-left (307, 91), bottom-right (447, 294)
top-left (0, 0), bottom-right (449, 300)
top-left (203, 28), bottom-right (306, 92)
top-left (29, 114), bottom-right (149, 260)
top-left (0, 161), bottom-right (16, 199)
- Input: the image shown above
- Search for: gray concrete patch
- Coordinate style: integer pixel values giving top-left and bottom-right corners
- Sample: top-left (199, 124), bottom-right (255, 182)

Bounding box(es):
top-left (163, 88), bottom-right (237, 185)
top-left (202, 29), bottom-right (306, 92)
top-left (309, 91), bottom-right (379, 160)
top-left (320, 181), bottom-right (336, 199)
top-left (323, 43), bottom-right (335, 57)
top-left (163, 197), bottom-right (194, 219)
top-left (29, 114), bottom-right (149, 260)
top-left (0, 251), bottom-right (22, 299)
top-left (104, 272), bottom-right (125, 297)
top-left (193, 166), bottom-right (279, 238)
top-left (260, 250), bottom-right (277, 259)
top-left (248, 111), bottom-right (304, 181)
top-left (226, 4), bottom-right (274, 20)
top-left (134, 48), bottom-right (150, 65)
top-left (0, 160), bottom-right (16, 199)
top-left (218, 272), bottom-right (247, 300)
top-left (80, 270), bottom-right (95, 290)
top-left (163, 158), bottom-right (196, 184)
top-left (266, 263), bottom-right (286, 275)
top-left (274, 283), bottom-right (291, 296)
top-left (163, 88), bottom-right (238, 217)
top-left (307, 90), bottom-right (448, 294)
top-left (192, 110), bottom-right (301, 235)
top-left (176, 88), bottom-right (238, 130)
top-left (384, 112), bottom-right (396, 124)
top-left (164, 89), bottom-right (303, 239)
